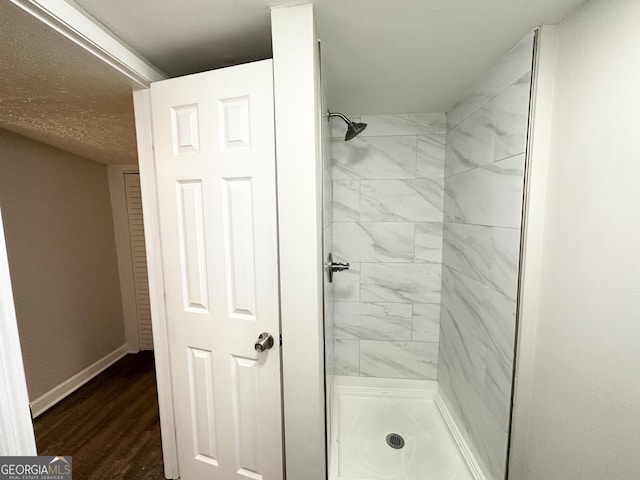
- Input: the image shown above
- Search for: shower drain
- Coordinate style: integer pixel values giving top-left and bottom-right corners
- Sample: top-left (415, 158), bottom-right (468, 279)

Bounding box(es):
top-left (385, 433), bottom-right (405, 449)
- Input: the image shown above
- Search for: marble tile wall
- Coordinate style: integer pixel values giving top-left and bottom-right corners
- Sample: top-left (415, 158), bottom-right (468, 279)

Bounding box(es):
top-left (330, 113), bottom-right (446, 380)
top-left (439, 32), bottom-right (534, 480)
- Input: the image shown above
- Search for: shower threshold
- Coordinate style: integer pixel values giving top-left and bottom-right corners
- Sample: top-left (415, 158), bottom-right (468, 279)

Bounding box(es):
top-left (328, 376), bottom-right (485, 480)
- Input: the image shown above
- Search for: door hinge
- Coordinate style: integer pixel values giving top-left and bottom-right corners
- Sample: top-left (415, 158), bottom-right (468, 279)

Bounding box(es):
top-left (279, 333), bottom-right (282, 347)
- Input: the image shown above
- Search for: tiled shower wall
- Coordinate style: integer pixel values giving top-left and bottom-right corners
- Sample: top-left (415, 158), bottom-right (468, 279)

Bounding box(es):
top-left (438, 33), bottom-right (534, 480)
top-left (330, 113), bottom-right (446, 379)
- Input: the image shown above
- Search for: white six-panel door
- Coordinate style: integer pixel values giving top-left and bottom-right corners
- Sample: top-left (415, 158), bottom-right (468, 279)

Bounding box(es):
top-left (150, 60), bottom-right (283, 480)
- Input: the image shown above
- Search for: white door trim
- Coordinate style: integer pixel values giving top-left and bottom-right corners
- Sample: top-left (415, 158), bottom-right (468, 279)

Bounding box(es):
top-left (0, 209), bottom-right (37, 456)
top-left (133, 89), bottom-right (179, 479)
top-left (8, 0), bottom-right (166, 88)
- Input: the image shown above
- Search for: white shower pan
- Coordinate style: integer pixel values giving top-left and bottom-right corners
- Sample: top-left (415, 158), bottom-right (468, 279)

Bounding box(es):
top-left (329, 376), bottom-right (485, 480)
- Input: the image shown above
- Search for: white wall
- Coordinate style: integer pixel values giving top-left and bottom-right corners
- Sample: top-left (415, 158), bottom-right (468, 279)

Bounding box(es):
top-left (514, 0), bottom-right (640, 478)
top-left (272, 5), bottom-right (326, 480)
top-left (0, 128), bottom-right (125, 401)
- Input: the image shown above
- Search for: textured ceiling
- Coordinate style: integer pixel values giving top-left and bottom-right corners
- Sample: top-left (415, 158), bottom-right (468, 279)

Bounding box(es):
top-left (73, 0), bottom-right (586, 114)
top-left (0, 2), bottom-right (138, 165)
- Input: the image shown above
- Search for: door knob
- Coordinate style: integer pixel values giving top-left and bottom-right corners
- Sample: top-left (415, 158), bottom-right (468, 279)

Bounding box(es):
top-left (254, 332), bottom-right (274, 352)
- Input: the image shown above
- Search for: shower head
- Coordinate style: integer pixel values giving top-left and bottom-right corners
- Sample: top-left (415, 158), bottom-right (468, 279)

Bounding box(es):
top-left (345, 121), bottom-right (367, 141)
top-left (328, 111), bottom-right (367, 141)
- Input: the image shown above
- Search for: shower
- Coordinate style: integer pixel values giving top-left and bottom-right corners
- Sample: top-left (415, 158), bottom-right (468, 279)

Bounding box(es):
top-left (322, 31), bottom-right (537, 480)
top-left (328, 111), bottom-right (367, 141)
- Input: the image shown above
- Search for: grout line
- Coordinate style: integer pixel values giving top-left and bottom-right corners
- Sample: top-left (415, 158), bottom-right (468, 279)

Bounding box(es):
top-left (356, 339), bottom-right (361, 377)
top-left (414, 135), bottom-right (419, 178)
top-left (410, 302), bottom-right (415, 341)
top-left (443, 151), bottom-right (526, 180)
top-left (444, 220), bottom-right (520, 230)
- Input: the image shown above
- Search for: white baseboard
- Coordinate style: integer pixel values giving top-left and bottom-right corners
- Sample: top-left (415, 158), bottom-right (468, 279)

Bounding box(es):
top-left (30, 344), bottom-right (129, 418)
top-left (435, 388), bottom-right (488, 480)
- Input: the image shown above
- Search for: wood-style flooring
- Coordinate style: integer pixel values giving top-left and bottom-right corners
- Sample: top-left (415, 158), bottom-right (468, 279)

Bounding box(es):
top-left (34, 351), bottom-right (166, 480)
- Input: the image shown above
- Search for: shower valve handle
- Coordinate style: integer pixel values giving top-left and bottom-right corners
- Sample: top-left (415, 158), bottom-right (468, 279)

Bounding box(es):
top-left (330, 261), bottom-right (350, 273)
top-left (325, 253), bottom-right (349, 283)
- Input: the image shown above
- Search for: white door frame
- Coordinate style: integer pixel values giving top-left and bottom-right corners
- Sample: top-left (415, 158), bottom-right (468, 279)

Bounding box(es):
top-left (133, 89), bottom-right (180, 479)
top-left (0, 209), bottom-right (37, 456)
top-left (8, 0), bottom-right (165, 88)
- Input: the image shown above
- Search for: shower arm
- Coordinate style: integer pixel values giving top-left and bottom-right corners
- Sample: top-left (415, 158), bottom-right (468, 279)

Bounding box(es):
top-left (327, 111), bottom-right (352, 125)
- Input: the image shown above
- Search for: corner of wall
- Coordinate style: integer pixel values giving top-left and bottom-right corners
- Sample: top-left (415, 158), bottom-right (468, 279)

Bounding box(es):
top-left (508, 24), bottom-right (559, 479)
top-left (271, 5), bottom-right (327, 479)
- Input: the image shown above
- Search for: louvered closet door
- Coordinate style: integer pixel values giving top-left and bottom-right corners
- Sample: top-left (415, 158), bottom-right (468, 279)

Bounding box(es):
top-left (124, 172), bottom-right (153, 350)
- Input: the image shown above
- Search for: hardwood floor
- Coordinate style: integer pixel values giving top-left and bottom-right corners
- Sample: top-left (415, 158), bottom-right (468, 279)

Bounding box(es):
top-left (34, 351), bottom-right (166, 480)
